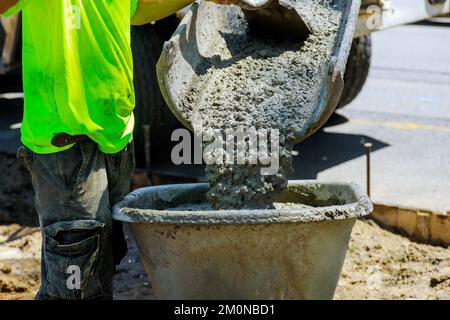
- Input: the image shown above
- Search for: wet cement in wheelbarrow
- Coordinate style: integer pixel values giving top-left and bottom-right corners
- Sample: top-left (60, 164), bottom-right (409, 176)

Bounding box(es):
top-left (178, 0), bottom-right (341, 209)
top-left (166, 202), bottom-right (313, 211)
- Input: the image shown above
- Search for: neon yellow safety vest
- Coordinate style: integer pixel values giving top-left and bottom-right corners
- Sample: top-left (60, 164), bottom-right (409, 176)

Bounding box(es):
top-left (2, 0), bottom-right (139, 154)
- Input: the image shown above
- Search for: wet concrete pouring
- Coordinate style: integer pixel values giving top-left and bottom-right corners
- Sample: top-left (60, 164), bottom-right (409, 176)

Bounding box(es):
top-left (175, 0), bottom-right (341, 209)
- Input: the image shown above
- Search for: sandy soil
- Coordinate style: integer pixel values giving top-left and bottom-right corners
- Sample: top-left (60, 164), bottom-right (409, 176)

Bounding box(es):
top-left (0, 153), bottom-right (449, 300)
top-left (336, 220), bottom-right (450, 300)
top-left (1, 220), bottom-right (448, 300)
top-left (0, 223), bottom-right (153, 300)
top-left (0, 224), bottom-right (40, 300)
top-left (0, 154), bottom-right (40, 299)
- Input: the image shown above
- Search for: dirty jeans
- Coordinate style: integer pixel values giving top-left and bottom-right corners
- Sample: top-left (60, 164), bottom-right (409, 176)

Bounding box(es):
top-left (17, 139), bottom-right (135, 300)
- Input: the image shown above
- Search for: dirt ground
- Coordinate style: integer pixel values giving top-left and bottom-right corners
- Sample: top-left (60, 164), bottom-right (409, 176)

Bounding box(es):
top-left (336, 219), bottom-right (450, 300)
top-left (0, 153), bottom-right (449, 300)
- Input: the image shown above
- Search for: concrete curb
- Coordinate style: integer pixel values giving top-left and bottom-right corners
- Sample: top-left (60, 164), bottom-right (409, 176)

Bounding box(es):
top-left (372, 204), bottom-right (450, 246)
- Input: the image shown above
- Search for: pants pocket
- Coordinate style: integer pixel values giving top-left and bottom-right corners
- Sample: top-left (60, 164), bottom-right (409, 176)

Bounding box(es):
top-left (42, 220), bottom-right (105, 300)
top-left (16, 145), bottom-right (34, 172)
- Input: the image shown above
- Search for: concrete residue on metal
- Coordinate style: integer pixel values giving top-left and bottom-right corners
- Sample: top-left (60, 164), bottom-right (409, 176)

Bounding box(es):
top-left (166, 202), bottom-right (314, 211)
top-left (157, 0), bottom-right (361, 210)
top-left (113, 181), bottom-right (373, 225)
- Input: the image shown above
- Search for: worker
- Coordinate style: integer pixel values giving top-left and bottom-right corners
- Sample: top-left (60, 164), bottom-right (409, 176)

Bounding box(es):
top-left (0, 0), bottom-right (237, 300)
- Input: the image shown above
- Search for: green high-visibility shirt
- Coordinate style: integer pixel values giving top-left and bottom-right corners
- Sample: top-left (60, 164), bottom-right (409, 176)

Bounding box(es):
top-left (2, 0), bottom-right (140, 154)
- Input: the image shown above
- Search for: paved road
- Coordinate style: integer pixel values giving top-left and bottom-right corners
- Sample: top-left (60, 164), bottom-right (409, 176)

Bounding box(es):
top-left (293, 23), bottom-right (450, 212)
top-left (1, 23), bottom-right (449, 211)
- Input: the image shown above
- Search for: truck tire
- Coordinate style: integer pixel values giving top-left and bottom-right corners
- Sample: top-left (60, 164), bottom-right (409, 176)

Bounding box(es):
top-left (337, 34), bottom-right (372, 109)
top-left (131, 17), bottom-right (181, 168)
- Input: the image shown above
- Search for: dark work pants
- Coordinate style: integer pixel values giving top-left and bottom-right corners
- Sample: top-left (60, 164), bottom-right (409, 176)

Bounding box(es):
top-left (17, 139), bottom-right (135, 300)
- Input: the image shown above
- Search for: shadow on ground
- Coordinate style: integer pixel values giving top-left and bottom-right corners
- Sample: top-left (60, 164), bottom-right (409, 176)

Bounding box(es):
top-left (291, 113), bottom-right (389, 179)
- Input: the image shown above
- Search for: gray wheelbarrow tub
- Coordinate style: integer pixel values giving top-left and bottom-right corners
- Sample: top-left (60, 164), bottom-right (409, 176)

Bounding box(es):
top-left (113, 181), bottom-right (372, 300)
